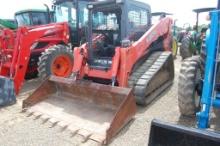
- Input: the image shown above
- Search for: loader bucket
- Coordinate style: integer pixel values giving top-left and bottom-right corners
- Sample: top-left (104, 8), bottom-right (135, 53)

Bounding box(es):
top-left (22, 76), bottom-right (136, 144)
top-left (148, 119), bottom-right (220, 146)
top-left (0, 76), bottom-right (16, 106)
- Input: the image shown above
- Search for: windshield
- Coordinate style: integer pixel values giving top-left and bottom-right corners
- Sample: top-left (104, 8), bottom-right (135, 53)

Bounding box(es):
top-left (15, 13), bottom-right (31, 26)
top-left (93, 12), bottom-right (119, 31)
top-left (55, 1), bottom-right (88, 28)
top-left (15, 12), bottom-right (50, 27)
top-left (32, 12), bottom-right (48, 25)
top-left (91, 10), bottom-right (121, 47)
top-left (55, 2), bottom-right (75, 23)
top-left (79, 1), bottom-right (88, 28)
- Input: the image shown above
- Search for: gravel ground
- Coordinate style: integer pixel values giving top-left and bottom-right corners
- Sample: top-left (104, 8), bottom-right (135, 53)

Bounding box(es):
top-left (0, 55), bottom-right (219, 146)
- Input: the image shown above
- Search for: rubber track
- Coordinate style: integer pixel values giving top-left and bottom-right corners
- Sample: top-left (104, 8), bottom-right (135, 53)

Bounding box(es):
top-left (128, 52), bottom-right (161, 87)
top-left (128, 51), bottom-right (173, 105)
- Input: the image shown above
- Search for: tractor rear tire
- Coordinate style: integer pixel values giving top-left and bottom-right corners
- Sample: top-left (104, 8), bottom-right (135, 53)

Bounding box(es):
top-left (38, 45), bottom-right (73, 80)
top-left (180, 35), bottom-right (192, 60)
top-left (178, 56), bottom-right (202, 117)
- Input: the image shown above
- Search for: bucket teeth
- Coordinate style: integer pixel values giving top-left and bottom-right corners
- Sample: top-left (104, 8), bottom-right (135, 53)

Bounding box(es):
top-left (25, 110), bottom-right (34, 117)
top-left (22, 77), bottom-right (136, 145)
top-left (78, 129), bottom-right (92, 143)
top-left (67, 125), bottom-right (80, 136)
top-left (23, 108), bottom-right (106, 145)
top-left (48, 118), bottom-right (59, 127)
top-left (32, 112), bottom-right (42, 119)
top-left (57, 121), bottom-right (69, 131)
top-left (81, 140), bottom-right (102, 146)
top-left (90, 134), bottom-right (105, 144)
top-left (40, 115), bottom-right (50, 123)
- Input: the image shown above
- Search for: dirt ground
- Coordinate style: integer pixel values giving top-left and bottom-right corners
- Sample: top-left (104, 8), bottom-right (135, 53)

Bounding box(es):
top-left (0, 55), bottom-right (219, 146)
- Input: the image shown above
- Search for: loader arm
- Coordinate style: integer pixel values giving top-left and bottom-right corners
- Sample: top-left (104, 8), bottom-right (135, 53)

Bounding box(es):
top-left (133, 17), bottom-right (173, 56)
top-left (118, 17), bottom-right (173, 86)
top-left (0, 22), bottom-right (69, 94)
top-left (27, 23), bottom-right (70, 54)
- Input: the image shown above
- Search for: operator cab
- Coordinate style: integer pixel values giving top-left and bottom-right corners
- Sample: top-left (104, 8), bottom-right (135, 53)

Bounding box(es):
top-left (53, 0), bottom-right (90, 46)
top-left (15, 9), bottom-right (54, 27)
top-left (87, 0), bottom-right (151, 70)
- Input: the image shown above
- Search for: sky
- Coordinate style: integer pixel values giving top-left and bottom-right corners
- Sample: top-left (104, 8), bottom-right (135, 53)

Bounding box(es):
top-left (0, 0), bottom-right (217, 27)
top-left (143, 0), bottom-right (217, 26)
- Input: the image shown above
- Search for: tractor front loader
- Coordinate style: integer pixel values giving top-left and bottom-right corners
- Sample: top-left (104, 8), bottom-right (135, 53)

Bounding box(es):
top-left (148, 119), bottom-right (220, 146)
top-left (0, 0), bottom-right (96, 106)
top-left (0, 7), bottom-right (55, 78)
top-left (0, 23), bottom-right (69, 106)
top-left (22, 0), bottom-right (174, 144)
top-left (148, 1), bottom-right (220, 146)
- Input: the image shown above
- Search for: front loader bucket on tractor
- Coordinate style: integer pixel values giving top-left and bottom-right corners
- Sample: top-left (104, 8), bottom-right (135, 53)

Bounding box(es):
top-left (0, 76), bottom-right (16, 106)
top-left (148, 119), bottom-right (220, 146)
top-left (22, 76), bottom-right (136, 144)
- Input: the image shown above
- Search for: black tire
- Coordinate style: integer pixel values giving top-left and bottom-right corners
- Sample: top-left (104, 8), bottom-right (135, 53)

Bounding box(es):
top-left (177, 32), bottom-right (185, 43)
top-left (38, 45), bottom-right (73, 80)
top-left (178, 56), bottom-right (202, 116)
top-left (25, 72), bottom-right (38, 80)
top-left (180, 35), bottom-right (193, 60)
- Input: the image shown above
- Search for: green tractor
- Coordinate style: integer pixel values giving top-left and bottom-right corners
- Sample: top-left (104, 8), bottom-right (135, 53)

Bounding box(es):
top-left (180, 7), bottom-right (215, 60)
top-left (0, 8), bottom-right (53, 30)
top-left (0, 19), bottom-right (17, 29)
top-left (15, 9), bottom-right (54, 27)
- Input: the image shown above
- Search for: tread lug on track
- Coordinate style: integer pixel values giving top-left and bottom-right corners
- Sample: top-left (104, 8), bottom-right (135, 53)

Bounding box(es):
top-left (129, 51), bottom-right (174, 105)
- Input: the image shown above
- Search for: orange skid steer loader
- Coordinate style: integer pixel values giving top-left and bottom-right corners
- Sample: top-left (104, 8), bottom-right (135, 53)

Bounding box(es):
top-left (22, 0), bottom-right (174, 144)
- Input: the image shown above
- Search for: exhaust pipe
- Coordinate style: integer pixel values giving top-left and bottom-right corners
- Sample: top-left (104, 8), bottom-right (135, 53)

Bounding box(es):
top-left (44, 4), bottom-right (52, 23)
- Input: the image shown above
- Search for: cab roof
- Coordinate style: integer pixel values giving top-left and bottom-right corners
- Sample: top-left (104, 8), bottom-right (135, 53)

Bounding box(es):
top-left (88, 0), bottom-right (150, 12)
top-left (193, 7), bottom-right (216, 13)
top-left (151, 12), bottom-right (172, 17)
top-left (15, 9), bottom-right (48, 15)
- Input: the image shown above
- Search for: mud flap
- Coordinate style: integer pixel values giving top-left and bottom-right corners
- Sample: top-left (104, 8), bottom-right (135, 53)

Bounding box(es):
top-left (0, 76), bottom-right (16, 106)
top-left (148, 119), bottom-right (220, 146)
top-left (22, 76), bottom-right (136, 144)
